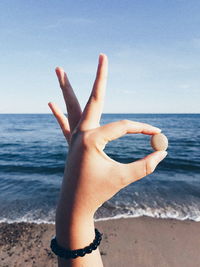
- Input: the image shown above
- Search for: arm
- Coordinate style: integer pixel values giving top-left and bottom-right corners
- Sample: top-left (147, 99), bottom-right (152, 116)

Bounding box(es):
top-left (48, 54), bottom-right (167, 267)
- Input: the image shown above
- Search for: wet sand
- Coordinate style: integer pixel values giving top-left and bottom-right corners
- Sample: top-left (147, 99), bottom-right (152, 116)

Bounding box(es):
top-left (1, 217), bottom-right (200, 267)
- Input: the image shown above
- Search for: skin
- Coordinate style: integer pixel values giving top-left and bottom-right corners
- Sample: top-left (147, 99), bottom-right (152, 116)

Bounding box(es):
top-left (48, 54), bottom-right (167, 267)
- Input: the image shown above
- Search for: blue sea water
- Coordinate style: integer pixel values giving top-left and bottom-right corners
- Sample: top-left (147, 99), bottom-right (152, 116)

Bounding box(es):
top-left (0, 114), bottom-right (200, 223)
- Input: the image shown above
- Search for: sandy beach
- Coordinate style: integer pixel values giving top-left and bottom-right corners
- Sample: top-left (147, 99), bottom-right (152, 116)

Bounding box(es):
top-left (1, 216), bottom-right (200, 267)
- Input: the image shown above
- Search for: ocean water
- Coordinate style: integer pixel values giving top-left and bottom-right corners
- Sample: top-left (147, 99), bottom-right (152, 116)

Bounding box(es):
top-left (0, 114), bottom-right (200, 223)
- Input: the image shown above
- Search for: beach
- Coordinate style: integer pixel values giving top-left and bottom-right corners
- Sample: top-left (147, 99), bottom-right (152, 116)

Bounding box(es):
top-left (1, 216), bottom-right (200, 267)
top-left (1, 114), bottom-right (200, 266)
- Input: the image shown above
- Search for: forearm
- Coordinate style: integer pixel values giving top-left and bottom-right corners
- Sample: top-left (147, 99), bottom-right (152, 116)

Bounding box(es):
top-left (58, 249), bottom-right (103, 267)
top-left (55, 184), bottom-right (104, 267)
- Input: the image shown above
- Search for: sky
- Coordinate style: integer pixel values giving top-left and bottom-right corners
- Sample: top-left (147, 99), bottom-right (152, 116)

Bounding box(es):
top-left (0, 0), bottom-right (200, 113)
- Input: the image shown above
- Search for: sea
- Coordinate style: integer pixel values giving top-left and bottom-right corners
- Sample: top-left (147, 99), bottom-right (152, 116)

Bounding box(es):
top-left (0, 114), bottom-right (200, 224)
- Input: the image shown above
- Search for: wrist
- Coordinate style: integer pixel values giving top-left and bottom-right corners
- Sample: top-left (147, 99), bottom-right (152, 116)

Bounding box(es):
top-left (56, 206), bottom-right (95, 250)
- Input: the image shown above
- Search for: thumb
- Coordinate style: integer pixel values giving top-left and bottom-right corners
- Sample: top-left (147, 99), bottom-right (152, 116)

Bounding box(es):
top-left (121, 151), bottom-right (167, 186)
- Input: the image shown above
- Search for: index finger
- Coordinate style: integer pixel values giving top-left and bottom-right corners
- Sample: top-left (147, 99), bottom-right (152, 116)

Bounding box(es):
top-left (98, 119), bottom-right (161, 144)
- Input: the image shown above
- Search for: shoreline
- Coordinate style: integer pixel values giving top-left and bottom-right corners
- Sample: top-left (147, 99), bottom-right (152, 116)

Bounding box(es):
top-left (1, 212), bottom-right (200, 225)
top-left (1, 216), bottom-right (200, 267)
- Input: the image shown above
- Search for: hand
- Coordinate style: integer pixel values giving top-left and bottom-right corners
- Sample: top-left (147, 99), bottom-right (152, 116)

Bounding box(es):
top-left (49, 53), bottom-right (167, 217)
top-left (48, 55), bottom-right (167, 262)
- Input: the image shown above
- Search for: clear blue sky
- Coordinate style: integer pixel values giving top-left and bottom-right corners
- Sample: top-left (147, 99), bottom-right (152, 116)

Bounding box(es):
top-left (0, 0), bottom-right (200, 113)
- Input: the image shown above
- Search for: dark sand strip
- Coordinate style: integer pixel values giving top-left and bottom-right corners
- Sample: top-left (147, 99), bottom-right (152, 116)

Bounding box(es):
top-left (1, 217), bottom-right (200, 267)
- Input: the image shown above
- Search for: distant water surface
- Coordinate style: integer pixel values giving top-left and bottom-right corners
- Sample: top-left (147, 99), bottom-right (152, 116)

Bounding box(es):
top-left (0, 114), bottom-right (200, 222)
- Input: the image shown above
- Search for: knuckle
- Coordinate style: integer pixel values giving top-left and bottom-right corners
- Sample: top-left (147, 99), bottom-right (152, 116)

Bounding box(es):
top-left (118, 175), bottom-right (128, 188)
top-left (116, 166), bottom-right (129, 188)
top-left (120, 119), bottom-right (131, 127)
top-left (89, 94), bottom-right (101, 103)
top-left (81, 131), bottom-right (96, 148)
top-left (119, 120), bottom-right (130, 134)
top-left (120, 119), bottom-right (129, 125)
top-left (145, 159), bottom-right (155, 176)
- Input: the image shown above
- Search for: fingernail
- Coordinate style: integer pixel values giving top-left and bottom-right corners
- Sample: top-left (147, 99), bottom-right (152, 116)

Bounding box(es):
top-left (158, 151), bottom-right (168, 160)
top-left (99, 53), bottom-right (107, 61)
top-left (152, 127), bottom-right (161, 133)
top-left (55, 67), bottom-right (59, 73)
top-left (99, 53), bottom-right (103, 62)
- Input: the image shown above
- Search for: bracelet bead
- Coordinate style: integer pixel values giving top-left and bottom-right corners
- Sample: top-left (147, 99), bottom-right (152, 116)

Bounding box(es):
top-left (50, 228), bottom-right (103, 259)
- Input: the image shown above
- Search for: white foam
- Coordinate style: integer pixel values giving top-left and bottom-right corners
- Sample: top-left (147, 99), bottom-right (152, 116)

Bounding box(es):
top-left (95, 210), bottom-right (200, 222)
top-left (1, 201), bottom-right (200, 224)
top-left (1, 207), bottom-right (200, 224)
top-left (0, 217), bottom-right (55, 224)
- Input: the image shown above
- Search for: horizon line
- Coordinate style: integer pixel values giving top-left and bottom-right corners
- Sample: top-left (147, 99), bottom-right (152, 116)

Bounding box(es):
top-left (0, 113), bottom-right (200, 115)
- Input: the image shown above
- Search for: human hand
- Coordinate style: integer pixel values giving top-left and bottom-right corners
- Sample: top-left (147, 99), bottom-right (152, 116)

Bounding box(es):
top-left (48, 55), bottom-right (167, 267)
top-left (48, 54), bottom-right (167, 219)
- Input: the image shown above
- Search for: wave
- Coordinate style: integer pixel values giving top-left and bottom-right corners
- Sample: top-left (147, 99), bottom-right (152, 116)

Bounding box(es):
top-left (104, 153), bottom-right (200, 172)
top-left (0, 165), bottom-right (64, 174)
top-left (1, 204), bottom-right (200, 224)
top-left (1, 156), bottom-right (199, 174)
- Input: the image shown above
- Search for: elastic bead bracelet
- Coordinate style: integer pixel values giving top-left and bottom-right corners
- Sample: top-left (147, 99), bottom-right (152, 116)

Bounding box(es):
top-left (50, 228), bottom-right (103, 259)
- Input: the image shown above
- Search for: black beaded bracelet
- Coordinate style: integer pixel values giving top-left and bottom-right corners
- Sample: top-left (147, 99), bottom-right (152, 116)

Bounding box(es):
top-left (50, 228), bottom-right (103, 259)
